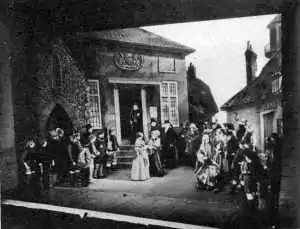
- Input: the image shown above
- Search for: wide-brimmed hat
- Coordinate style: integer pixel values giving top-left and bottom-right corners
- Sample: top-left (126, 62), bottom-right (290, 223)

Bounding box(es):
top-left (95, 129), bottom-right (105, 136)
top-left (203, 129), bottom-right (212, 134)
top-left (151, 130), bottom-right (160, 137)
top-left (190, 123), bottom-right (198, 130)
top-left (49, 129), bottom-right (58, 138)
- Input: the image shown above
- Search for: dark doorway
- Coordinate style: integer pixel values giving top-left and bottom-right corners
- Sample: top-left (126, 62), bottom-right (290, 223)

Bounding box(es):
top-left (119, 85), bottom-right (142, 142)
top-left (263, 111), bottom-right (275, 143)
top-left (47, 104), bottom-right (74, 136)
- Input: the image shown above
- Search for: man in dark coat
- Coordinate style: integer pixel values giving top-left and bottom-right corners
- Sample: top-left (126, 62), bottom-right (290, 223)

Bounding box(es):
top-left (55, 128), bottom-right (69, 184)
top-left (267, 133), bottom-right (283, 228)
top-left (38, 138), bottom-right (55, 190)
top-left (162, 120), bottom-right (178, 169)
top-left (130, 103), bottom-right (143, 144)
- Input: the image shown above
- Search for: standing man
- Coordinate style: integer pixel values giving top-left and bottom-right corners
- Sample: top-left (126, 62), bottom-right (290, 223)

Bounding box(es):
top-left (162, 120), bottom-right (178, 169)
top-left (130, 103), bottom-right (143, 144)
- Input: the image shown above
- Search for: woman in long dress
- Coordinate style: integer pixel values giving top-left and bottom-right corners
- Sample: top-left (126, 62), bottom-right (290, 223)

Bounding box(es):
top-left (131, 132), bottom-right (150, 181)
top-left (195, 131), bottom-right (219, 190)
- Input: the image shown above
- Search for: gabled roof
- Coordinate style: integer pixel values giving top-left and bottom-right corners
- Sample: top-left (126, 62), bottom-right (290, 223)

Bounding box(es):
top-left (221, 52), bottom-right (281, 111)
top-left (78, 28), bottom-right (195, 55)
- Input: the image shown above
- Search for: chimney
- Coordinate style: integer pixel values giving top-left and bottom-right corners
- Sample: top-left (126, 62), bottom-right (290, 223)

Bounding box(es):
top-left (245, 41), bottom-right (257, 84)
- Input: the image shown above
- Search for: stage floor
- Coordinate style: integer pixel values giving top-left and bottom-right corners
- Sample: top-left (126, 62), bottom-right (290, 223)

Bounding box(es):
top-left (3, 166), bottom-right (243, 228)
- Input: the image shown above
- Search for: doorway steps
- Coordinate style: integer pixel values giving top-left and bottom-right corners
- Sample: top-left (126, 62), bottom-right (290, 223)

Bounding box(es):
top-left (116, 145), bottom-right (135, 169)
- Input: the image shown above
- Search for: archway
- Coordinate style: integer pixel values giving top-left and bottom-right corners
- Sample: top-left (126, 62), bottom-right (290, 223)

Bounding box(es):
top-left (46, 104), bottom-right (74, 136)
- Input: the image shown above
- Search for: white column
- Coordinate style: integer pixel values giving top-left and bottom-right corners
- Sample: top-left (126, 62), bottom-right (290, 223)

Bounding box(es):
top-left (141, 87), bottom-right (149, 141)
top-left (113, 86), bottom-right (122, 144)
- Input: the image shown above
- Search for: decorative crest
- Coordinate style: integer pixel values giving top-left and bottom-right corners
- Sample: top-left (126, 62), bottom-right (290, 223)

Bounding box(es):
top-left (113, 52), bottom-right (144, 71)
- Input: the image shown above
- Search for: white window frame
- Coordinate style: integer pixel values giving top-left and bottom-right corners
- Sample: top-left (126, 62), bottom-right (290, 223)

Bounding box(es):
top-left (158, 56), bottom-right (176, 73)
top-left (160, 81), bottom-right (179, 127)
top-left (87, 79), bottom-right (102, 129)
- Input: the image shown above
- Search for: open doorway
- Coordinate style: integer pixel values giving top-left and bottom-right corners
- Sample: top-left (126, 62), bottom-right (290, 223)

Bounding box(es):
top-left (46, 104), bottom-right (74, 136)
top-left (119, 85), bottom-right (142, 144)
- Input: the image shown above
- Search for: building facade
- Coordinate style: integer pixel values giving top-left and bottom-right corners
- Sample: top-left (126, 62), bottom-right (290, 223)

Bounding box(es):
top-left (221, 15), bottom-right (283, 152)
top-left (69, 28), bottom-right (195, 144)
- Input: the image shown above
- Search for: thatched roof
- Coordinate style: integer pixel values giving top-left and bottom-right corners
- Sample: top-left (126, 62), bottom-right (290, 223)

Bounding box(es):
top-left (187, 63), bottom-right (218, 120)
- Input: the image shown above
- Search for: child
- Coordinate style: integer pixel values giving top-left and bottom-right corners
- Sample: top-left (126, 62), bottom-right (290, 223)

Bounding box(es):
top-left (131, 132), bottom-right (150, 181)
top-left (21, 139), bottom-right (42, 200)
top-left (93, 130), bottom-right (107, 178)
top-left (77, 139), bottom-right (92, 187)
top-left (106, 129), bottom-right (119, 170)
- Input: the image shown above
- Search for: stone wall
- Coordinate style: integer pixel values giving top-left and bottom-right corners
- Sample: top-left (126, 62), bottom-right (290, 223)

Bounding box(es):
top-left (11, 36), bottom-right (88, 184)
top-left (36, 39), bottom-right (89, 136)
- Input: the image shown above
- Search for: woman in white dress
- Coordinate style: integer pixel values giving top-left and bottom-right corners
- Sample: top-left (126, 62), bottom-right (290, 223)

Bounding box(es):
top-left (131, 132), bottom-right (150, 181)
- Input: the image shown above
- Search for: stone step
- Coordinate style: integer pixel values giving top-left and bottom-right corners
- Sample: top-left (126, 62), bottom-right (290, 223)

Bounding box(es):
top-left (116, 162), bottom-right (132, 169)
top-left (117, 156), bottom-right (134, 163)
top-left (114, 146), bottom-right (135, 169)
top-left (119, 145), bottom-right (134, 151)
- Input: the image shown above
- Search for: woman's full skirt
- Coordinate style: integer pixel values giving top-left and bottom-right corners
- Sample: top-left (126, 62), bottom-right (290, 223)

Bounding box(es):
top-left (131, 154), bottom-right (150, 181)
top-left (149, 150), bottom-right (164, 177)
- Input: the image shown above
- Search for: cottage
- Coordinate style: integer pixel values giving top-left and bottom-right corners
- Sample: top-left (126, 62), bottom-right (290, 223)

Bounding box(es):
top-left (221, 15), bottom-right (283, 151)
top-left (67, 28), bottom-right (195, 144)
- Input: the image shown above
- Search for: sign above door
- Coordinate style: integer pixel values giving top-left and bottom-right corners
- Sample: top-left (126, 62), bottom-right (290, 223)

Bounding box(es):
top-left (113, 52), bottom-right (144, 71)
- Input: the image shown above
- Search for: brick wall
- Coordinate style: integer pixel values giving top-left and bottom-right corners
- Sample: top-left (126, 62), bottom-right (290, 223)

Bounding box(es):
top-left (36, 38), bottom-right (89, 137)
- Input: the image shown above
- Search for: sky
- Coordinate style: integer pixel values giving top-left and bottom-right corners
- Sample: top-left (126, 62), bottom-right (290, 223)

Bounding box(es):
top-left (143, 14), bottom-right (278, 122)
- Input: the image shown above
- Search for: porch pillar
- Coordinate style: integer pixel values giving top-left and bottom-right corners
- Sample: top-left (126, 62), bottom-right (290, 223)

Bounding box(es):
top-left (113, 85), bottom-right (122, 144)
top-left (141, 86), bottom-right (149, 141)
top-left (281, 3), bottom-right (300, 228)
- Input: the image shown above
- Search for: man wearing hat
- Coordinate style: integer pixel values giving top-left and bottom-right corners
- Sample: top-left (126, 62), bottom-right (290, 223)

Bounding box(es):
top-left (93, 129), bottom-right (108, 178)
top-left (239, 138), bottom-right (265, 211)
top-left (162, 120), bottom-right (178, 169)
top-left (129, 103), bottom-right (143, 144)
top-left (150, 118), bottom-right (160, 132)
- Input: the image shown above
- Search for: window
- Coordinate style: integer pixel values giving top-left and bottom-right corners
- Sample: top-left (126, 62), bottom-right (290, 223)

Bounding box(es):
top-left (87, 80), bottom-right (102, 129)
top-left (277, 119), bottom-right (283, 135)
top-left (158, 57), bottom-right (176, 73)
top-left (160, 81), bottom-right (179, 127)
top-left (272, 72), bottom-right (282, 94)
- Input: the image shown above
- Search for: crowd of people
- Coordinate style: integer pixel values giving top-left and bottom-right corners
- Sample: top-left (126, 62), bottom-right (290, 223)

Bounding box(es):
top-left (190, 119), bottom-right (282, 217)
top-left (20, 114), bottom-right (282, 220)
top-left (20, 124), bottom-right (120, 199)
